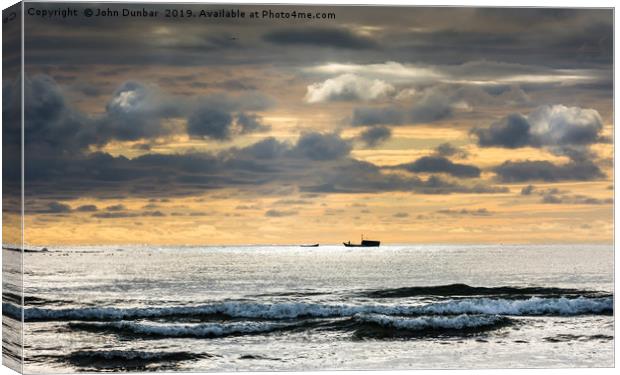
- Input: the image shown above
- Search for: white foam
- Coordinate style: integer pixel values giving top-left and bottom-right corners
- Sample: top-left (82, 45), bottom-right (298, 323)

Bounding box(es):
top-left (13, 296), bottom-right (612, 321)
top-left (79, 320), bottom-right (292, 337)
top-left (419, 296), bottom-right (613, 316)
top-left (355, 313), bottom-right (507, 330)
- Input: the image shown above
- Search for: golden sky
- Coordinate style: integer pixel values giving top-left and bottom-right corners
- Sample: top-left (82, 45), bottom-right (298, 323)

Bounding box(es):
top-left (3, 4), bottom-right (613, 245)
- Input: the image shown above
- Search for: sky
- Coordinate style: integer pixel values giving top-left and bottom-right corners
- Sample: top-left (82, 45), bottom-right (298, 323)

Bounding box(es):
top-left (2, 3), bottom-right (614, 245)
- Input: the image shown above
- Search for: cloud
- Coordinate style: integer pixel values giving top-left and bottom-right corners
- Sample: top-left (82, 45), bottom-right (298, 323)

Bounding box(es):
top-left (75, 204), bottom-right (98, 212)
top-left (92, 210), bottom-right (167, 219)
top-left (38, 201), bottom-right (72, 214)
top-left (434, 143), bottom-right (469, 159)
top-left (265, 209), bottom-right (298, 217)
top-left (541, 193), bottom-right (612, 205)
top-left (106, 204), bottom-right (126, 211)
top-left (92, 212), bottom-right (138, 219)
top-left (305, 61), bottom-right (443, 84)
top-left (24, 131), bottom-right (509, 200)
top-left (436, 208), bottom-right (492, 216)
top-left (518, 185), bottom-right (612, 204)
top-left (359, 126), bottom-right (392, 147)
top-left (393, 212), bottom-right (409, 218)
top-left (473, 114), bottom-right (532, 148)
top-left (263, 28), bottom-right (377, 49)
top-left (305, 60), bottom-right (604, 88)
top-left (187, 107), bottom-right (233, 140)
top-left (527, 105), bottom-right (604, 146)
top-left (274, 199), bottom-right (312, 205)
top-left (22, 75), bottom-right (94, 156)
top-left (351, 107), bottom-right (405, 126)
top-left (494, 159), bottom-right (604, 182)
top-left (409, 88), bottom-right (455, 123)
top-left (18, 75), bottom-right (276, 152)
top-left (290, 132), bottom-right (352, 161)
top-left (393, 156), bottom-right (481, 178)
top-left (236, 113), bottom-right (271, 134)
top-left (350, 86), bottom-right (463, 126)
top-left (472, 105), bottom-right (605, 149)
top-left (186, 95), bottom-right (274, 140)
top-left (305, 74), bottom-right (396, 103)
top-left (521, 184), bottom-right (535, 195)
top-left (96, 81), bottom-right (182, 144)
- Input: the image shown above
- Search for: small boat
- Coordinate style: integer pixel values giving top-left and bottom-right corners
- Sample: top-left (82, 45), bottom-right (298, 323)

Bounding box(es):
top-left (343, 234), bottom-right (380, 247)
top-left (300, 244), bottom-right (319, 247)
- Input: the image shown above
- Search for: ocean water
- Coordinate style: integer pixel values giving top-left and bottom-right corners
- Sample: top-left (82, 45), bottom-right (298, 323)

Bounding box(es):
top-left (2, 244), bottom-right (614, 372)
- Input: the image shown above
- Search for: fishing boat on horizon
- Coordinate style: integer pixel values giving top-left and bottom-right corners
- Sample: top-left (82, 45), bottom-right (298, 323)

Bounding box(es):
top-left (343, 234), bottom-right (380, 247)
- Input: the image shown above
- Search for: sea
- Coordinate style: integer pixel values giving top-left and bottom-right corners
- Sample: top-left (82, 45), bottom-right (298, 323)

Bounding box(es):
top-left (1, 244), bottom-right (614, 372)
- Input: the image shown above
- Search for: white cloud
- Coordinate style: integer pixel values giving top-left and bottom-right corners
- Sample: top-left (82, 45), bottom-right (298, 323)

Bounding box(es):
top-left (527, 105), bottom-right (603, 146)
top-left (306, 62), bottom-right (443, 84)
top-left (305, 74), bottom-right (396, 103)
top-left (306, 61), bottom-right (600, 86)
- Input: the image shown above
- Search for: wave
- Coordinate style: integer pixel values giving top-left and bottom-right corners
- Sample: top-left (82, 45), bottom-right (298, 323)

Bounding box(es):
top-left (351, 313), bottom-right (512, 338)
top-left (356, 313), bottom-right (510, 331)
top-left (68, 314), bottom-right (511, 340)
top-left (5, 295), bottom-right (612, 322)
top-left (62, 350), bottom-right (210, 370)
top-left (418, 296), bottom-right (613, 316)
top-left (360, 283), bottom-right (611, 299)
top-left (69, 320), bottom-right (300, 338)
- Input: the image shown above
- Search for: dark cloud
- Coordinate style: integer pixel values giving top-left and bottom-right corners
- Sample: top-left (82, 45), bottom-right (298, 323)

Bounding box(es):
top-left (436, 208), bottom-right (492, 216)
top-left (393, 156), bottom-right (481, 178)
top-left (95, 81), bottom-right (182, 144)
top-left (290, 132), bottom-right (352, 161)
top-left (519, 185), bottom-right (611, 205)
top-left (236, 205), bottom-right (260, 210)
top-left (472, 114), bottom-right (532, 148)
top-left (521, 185), bottom-right (535, 195)
top-left (142, 210), bottom-right (167, 217)
top-left (236, 113), bottom-right (271, 134)
top-left (186, 95), bottom-right (274, 140)
top-left (274, 199), bottom-right (312, 205)
top-left (434, 143), bottom-right (468, 159)
top-left (23, 127), bottom-right (509, 201)
top-left (541, 193), bottom-right (613, 205)
top-left (393, 212), bottom-right (409, 218)
top-left (37, 201), bottom-right (72, 214)
top-left (350, 87), bottom-right (459, 126)
top-left (92, 210), bottom-right (167, 219)
top-left (494, 160), bottom-right (604, 182)
top-left (17, 75), bottom-right (276, 154)
top-left (359, 126), bottom-right (392, 147)
top-left (351, 107), bottom-right (405, 126)
top-left (92, 212), bottom-right (138, 219)
top-left (22, 75), bottom-right (94, 156)
top-left (106, 204), bottom-right (126, 211)
top-left (187, 107), bottom-right (233, 140)
top-left (265, 209), bottom-right (298, 217)
top-left (235, 137), bottom-right (289, 160)
top-left (409, 89), bottom-right (454, 123)
top-left (263, 28), bottom-right (377, 49)
top-left (472, 105), bottom-right (605, 149)
top-left (75, 204), bottom-right (98, 212)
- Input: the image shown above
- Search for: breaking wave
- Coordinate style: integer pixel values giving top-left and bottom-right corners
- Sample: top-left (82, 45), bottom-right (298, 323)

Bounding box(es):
top-left (69, 320), bottom-right (299, 338)
top-left (350, 313), bottom-right (513, 338)
top-left (355, 313), bottom-right (510, 331)
top-left (5, 295), bottom-right (612, 322)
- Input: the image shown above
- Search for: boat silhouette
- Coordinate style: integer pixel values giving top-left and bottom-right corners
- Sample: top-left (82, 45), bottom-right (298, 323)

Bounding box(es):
top-left (300, 244), bottom-right (319, 247)
top-left (343, 234), bottom-right (380, 247)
